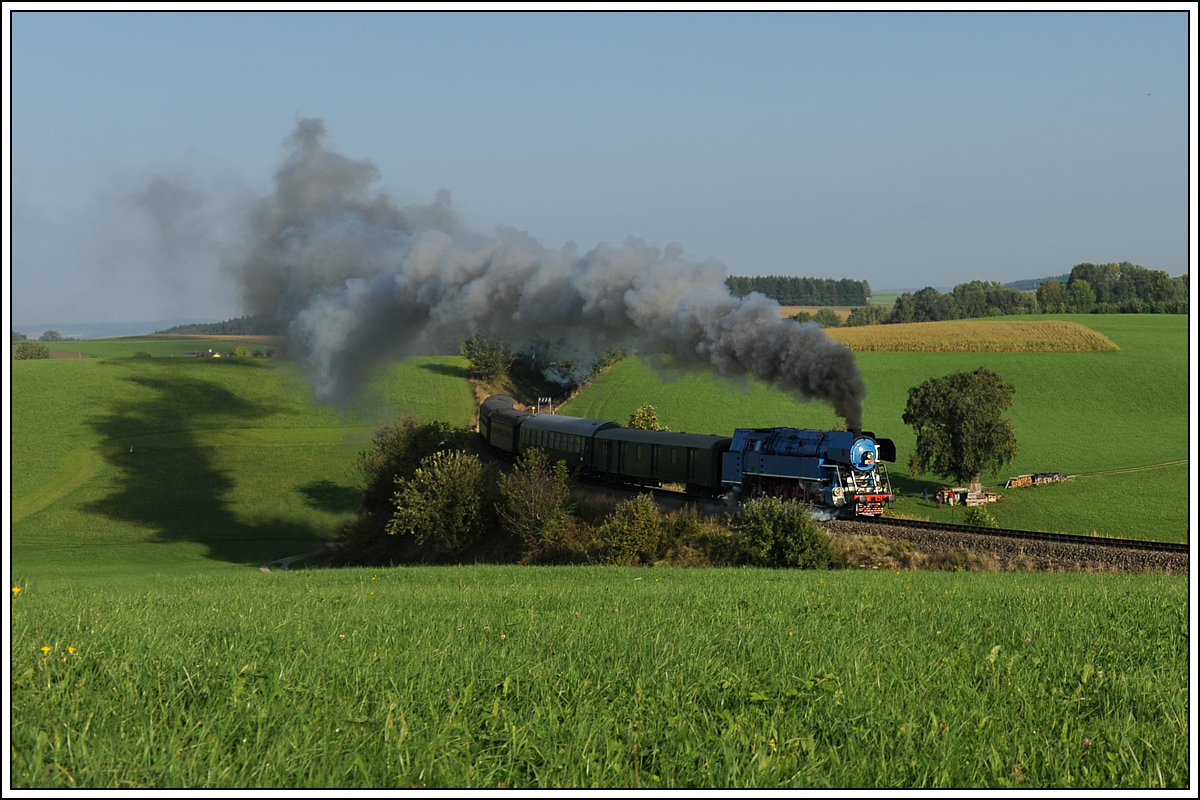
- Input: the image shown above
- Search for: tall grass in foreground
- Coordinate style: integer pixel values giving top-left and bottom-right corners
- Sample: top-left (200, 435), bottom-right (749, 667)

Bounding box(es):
top-left (11, 567), bottom-right (1187, 789)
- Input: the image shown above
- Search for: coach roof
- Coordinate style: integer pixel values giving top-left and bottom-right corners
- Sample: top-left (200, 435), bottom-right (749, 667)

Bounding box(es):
top-left (520, 413), bottom-right (620, 438)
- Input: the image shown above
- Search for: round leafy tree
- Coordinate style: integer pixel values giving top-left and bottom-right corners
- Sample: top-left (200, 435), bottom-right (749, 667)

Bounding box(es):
top-left (902, 367), bottom-right (1019, 493)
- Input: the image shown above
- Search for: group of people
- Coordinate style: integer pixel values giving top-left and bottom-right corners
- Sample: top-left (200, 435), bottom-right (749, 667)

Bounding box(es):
top-left (923, 487), bottom-right (961, 507)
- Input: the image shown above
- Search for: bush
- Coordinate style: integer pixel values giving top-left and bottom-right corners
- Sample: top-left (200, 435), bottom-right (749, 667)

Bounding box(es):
top-left (627, 403), bottom-right (665, 431)
top-left (133, 351), bottom-right (153, 358)
top-left (334, 417), bottom-right (473, 566)
top-left (962, 506), bottom-right (999, 528)
top-left (14, 341), bottom-right (52, 360)
top-left (498, 448), bottom-right (577, 563)
top-left (813, 308), bottom-right (843, 328)
top-left (232, 346), bottom-right (252, 358)
top-left (597, 494), bottom-right (665, 566)
top-left (387, 450), bottom-right (494, 561)
top-left (726, 497), bottom-right (832, 569)
top-left (658, 505), bottom-right (726, 567)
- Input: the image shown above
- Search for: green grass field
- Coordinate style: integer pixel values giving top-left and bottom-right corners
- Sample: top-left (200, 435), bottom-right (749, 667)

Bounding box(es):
top-left (563, 314), bottom-right (1189, 541)
top-left (36, 337), bottom-right (281, 359)
top-left (11, 353), bottom-right (475, 584)
top-left (8, 317), bottom-right (1191, 789)
top-left (11, 566), bottom-right (1187, 788)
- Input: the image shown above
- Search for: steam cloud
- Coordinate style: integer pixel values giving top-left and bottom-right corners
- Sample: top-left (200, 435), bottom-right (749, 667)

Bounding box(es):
top-left (230, 119), bottom-right (867, 430)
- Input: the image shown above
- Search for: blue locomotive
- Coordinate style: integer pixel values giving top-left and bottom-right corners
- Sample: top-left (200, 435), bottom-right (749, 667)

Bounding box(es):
top-left (479, 395), bottom-right (896, 517)
top-left (721, 427), bottom-right (895, 516)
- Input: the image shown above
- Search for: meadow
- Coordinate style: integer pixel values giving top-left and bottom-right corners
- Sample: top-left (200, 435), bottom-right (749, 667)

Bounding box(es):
top-left (8, 314), bottom-right (1191, 788)
top-left (39, 335), bottom-right (284, 359)
top-left (10, 353), bottom-right (474, 584)
top-left (11, 566), bottom-right (1187, 789)
top-left (563, 314), bottom-right (1190, 542)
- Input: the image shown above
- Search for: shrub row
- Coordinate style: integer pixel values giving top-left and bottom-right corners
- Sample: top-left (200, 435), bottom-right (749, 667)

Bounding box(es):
top-left (333, 419), bottom-right (834, 570)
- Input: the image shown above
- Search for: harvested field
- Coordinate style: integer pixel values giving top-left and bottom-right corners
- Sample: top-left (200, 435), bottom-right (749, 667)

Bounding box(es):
top-left (826, 319), bottom-right (1120, 352)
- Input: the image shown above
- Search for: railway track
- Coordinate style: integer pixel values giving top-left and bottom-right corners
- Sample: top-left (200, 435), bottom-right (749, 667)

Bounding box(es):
top-left (582, 479), bottom-right (1188, 555)
top-left (579, 479), bottom-right (1188, 573)
top-left (853, 515), bottom-right (1189, 555)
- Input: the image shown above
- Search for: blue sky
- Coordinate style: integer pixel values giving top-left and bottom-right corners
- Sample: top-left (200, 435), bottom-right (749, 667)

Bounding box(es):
top-left (7, 8), bottom-right (1194, 327)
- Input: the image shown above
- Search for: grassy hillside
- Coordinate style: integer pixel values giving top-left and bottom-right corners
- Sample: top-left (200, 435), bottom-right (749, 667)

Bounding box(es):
top-left (562, 315), bottom-right (1189, 541)
top-left (10, 352), bottom-right (475, 583)
top-left (8, 327), bottom-right (1188, 789)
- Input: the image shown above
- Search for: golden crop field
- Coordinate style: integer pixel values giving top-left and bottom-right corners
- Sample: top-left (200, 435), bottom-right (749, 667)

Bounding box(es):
top-left (824, 320), bottom-right (1120, 352)
top-left (779, 305), bottom-right (854, 320)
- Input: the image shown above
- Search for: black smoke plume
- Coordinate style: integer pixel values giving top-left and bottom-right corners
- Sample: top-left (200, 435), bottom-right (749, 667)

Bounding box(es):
top-left (229, 119), bottom-right (867, 430)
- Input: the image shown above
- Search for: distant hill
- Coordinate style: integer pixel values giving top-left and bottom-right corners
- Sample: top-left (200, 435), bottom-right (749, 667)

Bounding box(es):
top-left (1005, 274), bottom-right (1070, 291)
top-left (155, 314), bottom-right (287, 336)
top-left (12, 319), bottom-right (222, 340)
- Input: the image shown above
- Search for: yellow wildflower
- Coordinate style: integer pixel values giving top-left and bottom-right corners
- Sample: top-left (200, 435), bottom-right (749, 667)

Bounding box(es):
top-left (40, 646), bottom-right (51, 654)
top-left (11, 587), bottom-right (20, 595)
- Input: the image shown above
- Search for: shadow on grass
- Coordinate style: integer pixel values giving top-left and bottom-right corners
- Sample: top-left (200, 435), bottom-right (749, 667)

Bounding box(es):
top-left (888, 471), bottom-right (947, 499)
top-left (298, 480), bottom-right (362, 514)
top-left (419, 361), bottom-right (469, 379)
top-left (84, 369), bottom-right (332, 566)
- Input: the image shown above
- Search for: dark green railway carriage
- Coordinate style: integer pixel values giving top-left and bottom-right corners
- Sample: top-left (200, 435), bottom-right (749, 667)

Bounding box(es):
top-left (478, 394), bottom-right (529, 456)
top-left (592, 428), bottom-right (733, 496)
top-left (519, 412), bottom-right (620, 468)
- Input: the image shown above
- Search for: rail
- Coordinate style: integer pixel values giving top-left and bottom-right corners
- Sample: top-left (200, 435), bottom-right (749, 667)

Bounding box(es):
top-left (856, 515), bottom-right (1188, 554)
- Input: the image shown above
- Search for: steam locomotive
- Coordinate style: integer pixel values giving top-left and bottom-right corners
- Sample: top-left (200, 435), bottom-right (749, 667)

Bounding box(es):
top-left (479, 395), bottom-right (896, 517)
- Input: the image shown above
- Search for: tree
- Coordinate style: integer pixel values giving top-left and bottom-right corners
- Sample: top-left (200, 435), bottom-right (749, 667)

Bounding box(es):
top-left (1036, 279), bottom-right (1066, 313)
top-left (14, 340), bottom-right (52, 360)
top-left (1068, 279), bottom-right (1096, 314)
top-left (38, 330), bottom-right (63, 342)
top-left (461, 334), bottom-right (515, 383)
top-left (812, 307), bottom-right (842, 328)
top-left (11, 330), bottom-right (27, 343)
top-left (902, 367), bottom-right (1019, 494)
top-left (627, 403), bottom-right (665, 431)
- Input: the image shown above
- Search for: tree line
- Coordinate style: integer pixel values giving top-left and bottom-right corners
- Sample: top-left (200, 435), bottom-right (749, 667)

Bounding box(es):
top-left (154, 314), bottom-right (287, 336)
top-left (725, 275), bottom-right (872, 306)
top-left (800, 264), bottom-right (1186, 329)
top-left (1035, 262), bottom-right (1188, 315)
